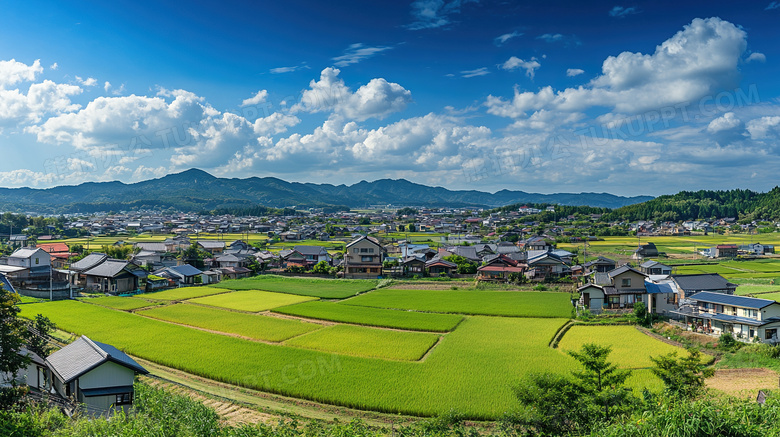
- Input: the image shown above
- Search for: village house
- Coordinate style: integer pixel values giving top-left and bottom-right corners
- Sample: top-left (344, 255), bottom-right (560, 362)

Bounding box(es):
top-left (477, 254), bottom-right (526, 281)
top-left (344, 236), bottom-right (383, 279)
top-left (639, 260), bottom-right (672, 276)
top-left (671, 292), bottom-right (780, 343)
top-left (46, 336), bottom-right (149, 414)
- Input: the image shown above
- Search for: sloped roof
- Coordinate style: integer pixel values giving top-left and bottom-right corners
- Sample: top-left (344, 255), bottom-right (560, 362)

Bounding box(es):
top-left (294, 245), bottom-right (328, 256)
top-left (426, 259), bottom-right (457, 268)
top-left (197, 241), bottom-right (226, 249)
top-left (70, 253), bottom-right (108, 272)
top-left (608, 265), bottom-right (647, 278)
top-left (688, 291), bottom-right (776, 309)
top-left (0, 273), bottom-right (15, 293)
top-left (134, 242), bottom-right (167, 252)
top-left (671, 273), bottom-right (736, 291)
top-left (83, 259), bottom-right (132, 278)
top-left (168, 264), bottom-right (202, 277)
top-left (46, 336), bottom-right (147, 384)
top-left (10, 247), bottom-right (45, 259)
top-left (347, 235), bottom-right (381, 248)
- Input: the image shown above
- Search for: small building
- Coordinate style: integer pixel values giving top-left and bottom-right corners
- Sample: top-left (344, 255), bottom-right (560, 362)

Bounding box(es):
top-left (153, 264), bottom-right (202, 285)
top-left (83, 260), bottom-right (144, 294)
top-left (197, 241), bottom-right (225, 254)
top-left (578, 284), bottom-right (606, 312)
top-left (426, 259), bottom-right (457, 276)
top-left (477, 255), bottom-right (526, 281)
top-left (401, 256), bottom-right (426, 276)
top-left (671, 292), bottom-right (780, 343)
top-left (631, 242), bottom-right (659, 260)
top-left (46, 336), bottom-right (148, 414)
top-left (639, 260), bottom-right (672, 276)
top-left (670, 273), bottom-right (737, 299)
top-left (344, 236), bottom-right (383, 279)
top-left (714, 244), bottom-right (738, 258)
top-left (584, 256), bottom-right (617, 273)
top-left (293, 246), bottom-right (332, 267)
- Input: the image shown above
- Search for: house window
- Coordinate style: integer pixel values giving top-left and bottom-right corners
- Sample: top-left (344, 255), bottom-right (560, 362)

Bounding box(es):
top-left (35, 258), bottom-right (40, 265)
top-left (360, 248), bottom-right (369, 253)
top-left (368, 248), bottom-right (374, 253)
top-left (621, 278), bottom-right (631, 287)
top-left (353, 248), bottom-right (359, 253)
top-left (361, 256), bottom-right (373, 262)
top-left (766, 328), bottom-right (777, 340)
top-left (115, 393), bottom-right (132, 405)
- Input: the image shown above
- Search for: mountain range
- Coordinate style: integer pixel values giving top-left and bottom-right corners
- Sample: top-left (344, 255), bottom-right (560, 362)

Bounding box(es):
top-left (0, 169), bottom-right (653, 213)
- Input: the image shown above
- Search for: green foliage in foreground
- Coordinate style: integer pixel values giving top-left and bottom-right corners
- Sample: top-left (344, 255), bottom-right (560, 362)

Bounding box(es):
top-left (219, 275), bottom-right (377, 299)
top-left (344, 289), bottom-right (572, 318)
top-left (273, 301), bottom-right (463, 332)
top-left (284, 325), bottom-right (440, 361)
top-left (138, 303), bottom-right (322, 342)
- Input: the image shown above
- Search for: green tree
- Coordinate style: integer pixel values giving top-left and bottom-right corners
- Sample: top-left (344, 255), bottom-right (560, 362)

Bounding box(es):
top-left (650, 349), bottom-right (714, 398)
top-left (311, 260), bottom-right (332, 275)
top-left (25, 314), bottom-right (55, 358)
top-left (0, 285), bottom-right (30, 408)
top-left (567, 343), bottom-right (634, 419)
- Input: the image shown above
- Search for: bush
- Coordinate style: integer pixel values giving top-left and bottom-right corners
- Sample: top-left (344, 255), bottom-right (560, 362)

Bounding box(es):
top-left (718, 332), bottom-right (741, 351)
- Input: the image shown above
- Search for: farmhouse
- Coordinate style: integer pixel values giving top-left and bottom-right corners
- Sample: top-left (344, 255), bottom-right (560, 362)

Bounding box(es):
top-left (82, 259), bottom-right (145, 294)
top-left (477, 254), bottom-right (526, 281)
top-left (591, 265), bottom-right (649, 309)
top-left (344, 236), bottom-right (383, 279)
top-left (670, 273), bottom-right (736, 299)
top-left (426, 259), bottom-right (457, 276)
top-left (639, 260), bottom-right (672, 276)
top-left (671, 292), bottom-right (780, 343)
top-left (631, 242), bottom-right (659, 260)
top-left (714, 244), bottom-right (738, 258)
top-left (46, 336), bottom-right (149, 414)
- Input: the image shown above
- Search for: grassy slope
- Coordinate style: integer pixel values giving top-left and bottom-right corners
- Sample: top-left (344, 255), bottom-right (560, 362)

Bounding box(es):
top-left (218, 275), bottom-right (376, 299)
top-left (189, 290), bottom-right (317, 312)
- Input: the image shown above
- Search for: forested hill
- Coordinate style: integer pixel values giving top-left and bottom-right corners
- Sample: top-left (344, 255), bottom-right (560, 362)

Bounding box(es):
top-left (604, 188), bottom-right (780, 222)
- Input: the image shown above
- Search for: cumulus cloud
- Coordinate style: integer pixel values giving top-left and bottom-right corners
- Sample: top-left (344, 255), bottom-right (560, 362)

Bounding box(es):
top-left (500, 57), bottom-right (541, 79)
top-left (0, 59), bottom-right (43, 88)
top-left (76, 76), bottom-right (97, 87)
top-left (241, 90), bottom-right (268, 107)
top-left (461, 67), bottom-right (490, 78)
top-left (495, 31), bottom-right (522, 46)
top-left (332, 43), bottom-right (392, 67)
top-left (487, 17), bottom-right (749, 118)
top-left (566, 68), bottom-right (585, 77)
top-left (406, 0), bottom-right (477, 30)
top-left (747, 116), bottom-right (780, 140)
top-left (746, 52), bottom-right (766, 63)
top-left (707, 112), bottom-right (742, 132)
top-left (293, 67), bottom-right (412, 121)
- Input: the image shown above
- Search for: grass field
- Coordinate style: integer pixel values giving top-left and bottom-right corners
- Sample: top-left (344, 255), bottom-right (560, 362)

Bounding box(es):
top-left (17, 301), bottom-right (579, 418)
top-left (16, 295), bottom-right (43, 304)
top-left (189, 290), bottom-right (318, 312)
top-left (557, 325), bottom-right (715, 368)
top-left (343, 289), bottom-right (573, 318)
top-left (81, 296), bottom-right (162, 311)
top-left (218, 275), bottom-right (376, 299)
top-left (273, 301), bottom-right (463, 332)
top-left (733, 284), bottom-right (780, 296)
top-left (138, 303), bottom-right (322, 342)
top-left (143, 287), bottom-right (232, 301)
top-left (284, 325), bottom-right (441, 361)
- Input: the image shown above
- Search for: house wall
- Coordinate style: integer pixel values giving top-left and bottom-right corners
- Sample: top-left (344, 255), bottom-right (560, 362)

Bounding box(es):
top-left (651, 293), bottom-right (677, 314)
top-left (612, 271), bottom-right (646, 291)
top-left (761, 304), bottom-right (780, 320)
top-left (79, 361), bottom-right (135, 390)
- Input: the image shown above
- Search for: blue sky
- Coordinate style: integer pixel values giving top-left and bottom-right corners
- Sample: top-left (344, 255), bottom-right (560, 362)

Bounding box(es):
top-left (1, 0), bottom-right (779, 196)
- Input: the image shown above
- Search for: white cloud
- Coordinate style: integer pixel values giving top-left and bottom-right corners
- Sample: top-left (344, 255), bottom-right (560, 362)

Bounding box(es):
top-left (253, 112), bottom-right (300, 135)
top-left (766, 2), bottom-right (780, 10)
top-left (536, 33), bottom-right (564, 43)
top-left (0, 59), bottom-right (42, 88)
top-left (332, 43), bottom-right (392, 67)
top-left (461, 67), bottom-right (490, 78)
top-left (241, 90), bottom-right (268, 107)
top-left (76, 76), bottom-right (97, 87)
top-left (566, 68), bottom-right (585, 77)
top-left (500, 57), bottom-right (541, 79)
top-left (747, 116), bottom-right (780, 140)
top-left (609, 6), bottom-right (640, 17)
top-left (707, 112), bottom-right (742, 132)
top-left (293, 67), bottom-right (412, 121)
top-left (487, 17), bottom-right (749, 118)
top-left (746, 52), bottom-right (766, 63)
top-left (495, 31), bottom-right (522, 46)
top-left (49, 62), bottom-right (58, 71)
top-left (270, 63), bottom-right (310, 74)
top-left (406, 0), bottom-right (477, 30)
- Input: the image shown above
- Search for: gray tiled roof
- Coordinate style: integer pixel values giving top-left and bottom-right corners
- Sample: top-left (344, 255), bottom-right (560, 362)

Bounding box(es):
top-left (70, 253), bottom-right (108, 272)
top-left (46, 335), bottom-right (147, 384)
top-left (293, 245), bottom-right (328, 256)
top-left (672, 273), bottom-right (735, 291)
top-left (83, 259), bottom-right (131, 278)
top-left (168, 264), bottom-right (202, 277)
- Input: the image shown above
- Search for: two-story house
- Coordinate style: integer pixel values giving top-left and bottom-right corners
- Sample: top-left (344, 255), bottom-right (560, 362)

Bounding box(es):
top-left (344, 236), bottom-right (383, 279)
top-left (293, 246), bottom-right (332, 267)
top-left (588, 265), bottom-right (649, 310)
top-left (5, 247), bottom-right (51, 280)
top-left (671, 292), bottom-right (780, 343)
top-left (639, 260), bottom-right (672, 276)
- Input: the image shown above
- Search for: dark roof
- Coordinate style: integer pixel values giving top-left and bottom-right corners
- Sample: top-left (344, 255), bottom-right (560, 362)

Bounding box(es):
top-left (640, 260), bottom-right (669, 268)
top-left (644, 280), bottom-right (676, 294)
top-left (80, 385), bottom-right (135, 397)
top-left (70, 253), bottom-right (108, 272)
top-left (584, 256), bottom-right (616, 267)
top-left (293, 245), bottom-right (328, 256)
top-left (168, 264), bottom-right (202, 277)
top-left (83, 259), bottom-right (133, 278)
top-left (0, 273), bottom-right (15, 293)
top-left (426, 259), bottom-right (457, 268)
top-left (688, 291), bottom-right (776, 309)
top-left (672, 274), bottom-right (736, 291)
top-left (46, 336), bottom-right (147, 383)
top-left (347, 236), bottom-right (381, 248)
top-left (608, 265), bottom-right (647, 278)
top-left (197, 241), bottom-right (226, 249)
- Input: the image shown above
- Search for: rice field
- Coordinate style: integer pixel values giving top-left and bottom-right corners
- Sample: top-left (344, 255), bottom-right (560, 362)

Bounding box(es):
top-left (557, 325), bottom-right (715, 368)
top-left (273, 301), bottom-right (463, 332)
top-left (284, 325), bottom-right (440, 361)
top-left (137, 303), bottom-right (322, 342)
top-left (81, 296), bottom-right (162, 311)
top-left (18, 301), bottom-right (577, 418)
top-left (343, 289), bottom-right (573, 318)
top-left (188, 290), bottom-right (317, 312)
top-left (143, 286), bottom-right (232, 301)
top-left (218, 275), bottom-right (376, 299)
top-left (733, 284), bottom-right (780, 296)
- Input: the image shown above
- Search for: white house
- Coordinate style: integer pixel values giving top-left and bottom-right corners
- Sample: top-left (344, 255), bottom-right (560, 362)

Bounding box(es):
top-left (46, 336), bottom-right (148, 414)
